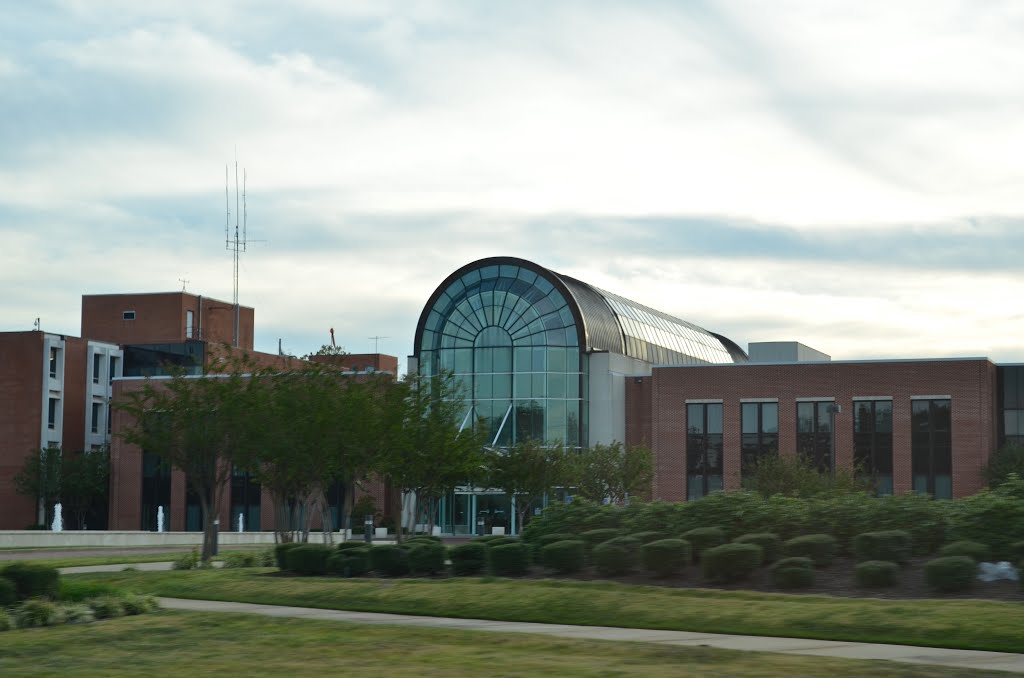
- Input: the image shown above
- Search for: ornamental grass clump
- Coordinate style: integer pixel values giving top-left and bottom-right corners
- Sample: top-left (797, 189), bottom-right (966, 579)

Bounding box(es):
top-left (925, 555), bottom-right (977, 593)
top-left (701, 543), bottom-right (763, 583)
top-left (285, 545), bottom-right (334, 576)
top-left (733, 533), bottom-right (782, 563)
top-left (449, 542), bottom-right (488, 576)
top-left (769, 556), bottom-right (815, 589)
top-left (0, 609), bottom-right (11, 632)
top-left (488, 543), bottom-right (531, 576)
top-left (222, 551), bottom-right (259, 568)
top-left (540, 540), bottom-right (585, 574)
top-left (60, 603), bottom-right (96, 624)
top-left (121, 594), bottom-right (159, 615)
top-left (171, 549), bottom-right (200, 571)
top-left (15, 599), bottom-right (63, 628)
top-left (369, 545), bottom-right (409, 577)
top-left (593, 541), bottom-right (637, 576)
top-left (88, 596), bottom-right (126, 619)
top-left (0, 578), bottom-right (16, 606)
top-left (939, 540), bottom-right (991, 563)
top-left (680, 527), bottom-right (726, 561)
top-left (855, 560), bottom-right (900, 588)
top-left (784, 534), bottom-right (838, 567)
top-left (640, 538), bottom-right (691, 577)
top-left (852, 531), bottom-right (912, 564)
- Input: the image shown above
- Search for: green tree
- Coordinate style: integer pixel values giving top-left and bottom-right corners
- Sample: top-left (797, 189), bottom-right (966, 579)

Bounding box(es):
top-left (13, 446), bottom-right (63, 527)
top-left (486, 439), bottom-right (570, 534)
top-left (984, 443), bottom-right (1024, 489)
top-left (571, 442), bottom-right (653, 505)
top-left (742, 454), bottom-right (871, 498)
top-left (59, 447), bottom-right (110, 530)
top-left (376, 371), bottom-right (487, 540)
top-left (117, 358), bottom-right (257, 561)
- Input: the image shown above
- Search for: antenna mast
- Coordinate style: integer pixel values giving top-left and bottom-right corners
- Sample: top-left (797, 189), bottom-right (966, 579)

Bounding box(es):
top-left (225, 158), bottom-right (250, 348)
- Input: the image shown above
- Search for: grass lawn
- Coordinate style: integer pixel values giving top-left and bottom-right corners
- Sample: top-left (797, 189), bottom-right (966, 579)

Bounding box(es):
top-left (0, 610), bottom-right (1009, 678)
top-left (2, 549), bottom-right (264, 569)
top-left (68, 569), bottom-right (1024, 653)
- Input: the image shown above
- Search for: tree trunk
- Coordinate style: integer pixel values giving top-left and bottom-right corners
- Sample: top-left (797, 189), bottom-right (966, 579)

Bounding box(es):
top-left (199, 491), bottom-right (215, 562)
top-left (341, 479), bottom-right (355, 540)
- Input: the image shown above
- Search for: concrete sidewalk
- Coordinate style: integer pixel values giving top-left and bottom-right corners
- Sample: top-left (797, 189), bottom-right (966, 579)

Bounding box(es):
top-left (156, 597), bottom-right (1024, 674)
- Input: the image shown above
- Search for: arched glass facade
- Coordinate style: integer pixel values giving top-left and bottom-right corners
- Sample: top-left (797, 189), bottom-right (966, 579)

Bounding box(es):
top-left (418, 262), bottom-right (585, 448)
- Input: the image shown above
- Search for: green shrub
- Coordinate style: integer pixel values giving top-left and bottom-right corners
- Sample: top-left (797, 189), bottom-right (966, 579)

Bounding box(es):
top-left (640, 538), bottom-right (691, 577)
top-left (89, 596), bottom-right (126, 619)
top-left (945, 477), bottom-right (1024, 560)
top-left (285, 545), bottom-right (334, 575)
top-left (407, 535), bottom-right (443, 543)
top-left (701, 543), bottom-right (763, 583)
top-left (925, 555), bottom-right (977, 592)
top-left (940, 540), bottom-right (991, 563)
top-left (1010, 540), bottom-right (1024, 564)
top-left (337, 541), bottom-right (371, 552)
top-left (854, 560), bottom-right (900, 588)
top-left (222, 551), bottom-right (258, 568)
top-left (15, 599), bottom-right (62, 628)
top-left (733, 533), bottom-right (781, 563)
top-left (481, 536), bottom-right (520, 548)
top-left (769, 557), bottom-right (815, 589)
top-left (784, 534), bottom-right (838, 567)
top-left (521, 499), bottom-right (622, 543)
top-left (369, 545), bottom-right (409, 576)
top-left (592, 541), bottom-right (637, 576)
top-left (602, 535), bottom-right (641, 551)
top-left (488, 543), bottom-right (531, 576)
top-left (852, 531), bottom-right (912, 564)
top-left (58, 579), bottom-right (118, 602)
top-left (0, 578), bottom-right (16, 606)
top-left (171, 549), bottom-right (200, 571)
top-left (256, 547), bottom-right (276, 566)
top-left (327, 549), bottom-right (371, 578)
top-left (632, 530), bottom-right (668, 544)
top-left (121, 594), bottom-right (158, 615)
top-left (580, 528), bottom-right (622, 548)
top-left (408, 543), bottom-right (448, 576)
top-left (2, 562), bottom-right (60, 600)
top-left (274, 542), bottom-right (304, 570)
top-left (0, 609), bottom-right (11, 632)
top-left (449, 542), bottom-right (488, 576)
top-left (540, 540), bottom-right (585, 573)
top-left (680, 527), bottom-right (726, 561)
top-left (471, 535), bottom-right (506, 543)
top-left (60, 603), bottom-right (95, 624)
top-left (531, 532), bottom-right (580, 560)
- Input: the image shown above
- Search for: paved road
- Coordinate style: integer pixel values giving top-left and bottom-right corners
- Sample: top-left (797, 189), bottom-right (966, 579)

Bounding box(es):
top-left (155, 597), bottom-right (1024, 674)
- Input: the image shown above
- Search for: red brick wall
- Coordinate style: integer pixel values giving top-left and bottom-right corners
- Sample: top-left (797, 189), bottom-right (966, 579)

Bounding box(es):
top-left (631, 359), bottom-right (998, 502)
top-left (309, 353), bottom-right (399, 375)
top-left (0, 333), bottom-right (44, 528)
top-left (82, 293), bottom-right (255, 350)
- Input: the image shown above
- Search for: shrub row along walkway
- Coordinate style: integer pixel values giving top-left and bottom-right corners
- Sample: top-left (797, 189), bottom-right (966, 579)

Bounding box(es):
top-left (156, 596), bottom-right (1024, 674)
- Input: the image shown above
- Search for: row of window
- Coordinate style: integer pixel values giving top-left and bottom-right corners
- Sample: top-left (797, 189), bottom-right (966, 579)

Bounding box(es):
top-left (686, 398), bottom-right (953, 500)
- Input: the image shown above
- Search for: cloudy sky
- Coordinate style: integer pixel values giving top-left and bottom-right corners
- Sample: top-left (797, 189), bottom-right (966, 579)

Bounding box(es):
top-left (2, 0), bottom-right (1023, 365)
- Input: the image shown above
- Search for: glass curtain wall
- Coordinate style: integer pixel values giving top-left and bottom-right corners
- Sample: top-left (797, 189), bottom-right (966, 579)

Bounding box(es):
top-left (853, 400), bottom-right (893, 495)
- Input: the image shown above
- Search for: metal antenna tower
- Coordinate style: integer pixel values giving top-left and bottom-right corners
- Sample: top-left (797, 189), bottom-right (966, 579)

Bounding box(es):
top-left (225, 158), bottom-right (251, 348)
top-left (369, 335), bottom-right (390, 353)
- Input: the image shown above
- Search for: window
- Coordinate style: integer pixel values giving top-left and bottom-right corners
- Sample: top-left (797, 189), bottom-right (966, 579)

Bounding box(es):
top-left (797, 401), bottom-right (834, 472)
top-left (109, 356), bottom-right (119, 384)
top-left (231, 466), bottom-right (262, 532)
top-left (853, 400), bottom-right (893, 495)
top-left (912, 399), bottom-right (952, 499)
top-left (49, 347), bottom-right (58, 378)
top-left (1000, 366), bottom-right (1024, 448)
top-left (185, 310), bottom-right (194, 338)
top-left (741, 401), bottom-right (778, 474)
top-left (47, 398), bottom-right (58, 430)
top-left (123, 310), bottom-right (136, 321)
top-left (92, 353), bottom-right (102, 384)
top-left (91, 403), bottom-right (102, 434)
top-left (687, 403), bottom-right (723, 500)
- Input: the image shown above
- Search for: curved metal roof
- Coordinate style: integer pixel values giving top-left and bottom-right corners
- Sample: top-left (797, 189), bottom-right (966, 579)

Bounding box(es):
top-left (414, 256), bottom-right (747, 365)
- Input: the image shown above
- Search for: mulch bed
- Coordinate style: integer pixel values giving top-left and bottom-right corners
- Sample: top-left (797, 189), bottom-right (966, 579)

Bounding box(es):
top-left (521, 555), bottom-right (1024, 602)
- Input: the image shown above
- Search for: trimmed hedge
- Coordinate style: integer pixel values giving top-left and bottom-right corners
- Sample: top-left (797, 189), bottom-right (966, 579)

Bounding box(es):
top-left (593, 541), bottom-right (637, 576)
top-left (855, 560), bottom-right (900, 588)
top-left (531, 532), bottom-right (580, 560)
top-left (449, 542), bottom-right (488, 576)
top-left (0, 577), bottom-right (16, 606)
top-left (327, 550), bottom-right (370, 577)
top-left (632, 531), bottom-right (668, 544)
top-left (2, 563), bottom-right (60, 600)
top-left (285, 545), bottom-right (333, 575)
top-left (784, 534), bottom-right (838, 567)
top-left (640, 538), bottom-right (691, 577)
top-left (680, 527), bottom-right (726, 561)
top-left (939, 540), bottom-right (991, 563)
top-left (852, 530), bottom-right (912, 564)
top-left (733, 533), bottom-right (781, 563)
top-left (489, 543), bottom-right (531, 576)
top-left (540, 540), bottom-right (586, 573)
top-left (701, 543), bottom-right (763, 583)
top-left (408, 543), bottom-right (448, 576)
top-left (274, 542), bottom-right (304, 570)
top-left (580, 528), bottom-right (622, 548)
top-left (337, 541), bottom-right (371, 552)
top-left (1011, 540), bottom-right (1024, 564)
top-left (769, 557), bottom-right (815, 589)
top-left (925, 555), bottom-right (977, 592)
top-left (369, 545), bottom-right (409, 576)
